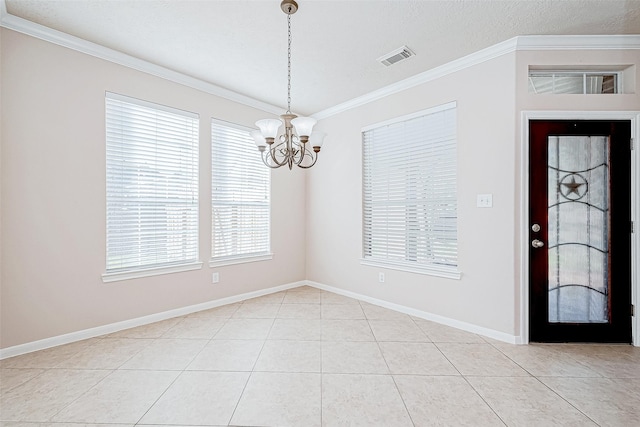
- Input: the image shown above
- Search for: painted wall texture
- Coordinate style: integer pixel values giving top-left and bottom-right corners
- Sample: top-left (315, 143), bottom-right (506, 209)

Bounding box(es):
top-left (1, 26), bottom-right (638, 349)
top-left (306, 53), bottom-right (519, 336)
top-left (0, 29), bottom-right (306, 348)
top-left (306, 49), bottom-right (639, 339)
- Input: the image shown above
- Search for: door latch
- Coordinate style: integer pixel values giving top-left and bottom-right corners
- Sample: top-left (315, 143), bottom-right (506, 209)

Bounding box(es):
top-left (531, 239), bottom-right (544, 248)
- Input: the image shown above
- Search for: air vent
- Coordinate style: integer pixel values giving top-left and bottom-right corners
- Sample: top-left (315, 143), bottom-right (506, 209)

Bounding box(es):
top-left (378, 46), bottom-right (415, 67)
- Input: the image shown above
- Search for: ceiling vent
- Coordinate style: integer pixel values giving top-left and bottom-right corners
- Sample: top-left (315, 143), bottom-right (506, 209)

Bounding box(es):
top-left (378, 46), bottom-right (415, 67)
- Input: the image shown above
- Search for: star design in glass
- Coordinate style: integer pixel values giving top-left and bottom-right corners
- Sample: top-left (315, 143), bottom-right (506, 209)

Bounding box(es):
top-left (559, 173), bottom-right (588, 200)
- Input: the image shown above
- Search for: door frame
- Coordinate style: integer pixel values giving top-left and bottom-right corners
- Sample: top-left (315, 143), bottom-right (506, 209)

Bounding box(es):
top-left (520, 111), bottom-right (640, 346)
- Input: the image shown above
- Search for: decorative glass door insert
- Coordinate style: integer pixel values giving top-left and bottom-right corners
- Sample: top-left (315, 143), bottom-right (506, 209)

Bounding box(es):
top-left (529, 120), bottom-right (631, 343)
top-left (547, 136), bottom-right (609, 323)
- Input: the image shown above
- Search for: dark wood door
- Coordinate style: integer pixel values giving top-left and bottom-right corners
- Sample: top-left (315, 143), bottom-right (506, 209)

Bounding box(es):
top-left (529, 120), bottom-right (632, 343)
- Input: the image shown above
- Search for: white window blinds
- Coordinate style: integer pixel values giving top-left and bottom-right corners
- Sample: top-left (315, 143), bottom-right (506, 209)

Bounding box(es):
top-left (105, 92), bottom-right (199, 274)
top-left (211, 120), bottom-right (270, 263)
top-left (362, 102), bottom-right (458, 277)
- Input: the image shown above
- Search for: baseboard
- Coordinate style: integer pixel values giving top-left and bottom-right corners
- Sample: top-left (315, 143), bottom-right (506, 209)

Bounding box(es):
top-left (1, 279), bottom-right (521, 359)
top-left (305, 280), bottom-right (521, 344)
top-left (0, 280), bottom-right (306, 360)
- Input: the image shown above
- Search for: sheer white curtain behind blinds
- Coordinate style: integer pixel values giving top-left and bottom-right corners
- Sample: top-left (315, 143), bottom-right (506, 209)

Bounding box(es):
top-left (105, 93), bottom-right (199, 273)
top-left (211, 120), bottom-right (270, 262)
top-left (362, 103), bottom-right (458, 274)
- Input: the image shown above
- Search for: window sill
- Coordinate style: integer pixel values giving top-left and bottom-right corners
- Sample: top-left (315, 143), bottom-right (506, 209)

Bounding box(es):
top-left (102, 261), bottom-right (203, 283)
top-left (209, 253), bottom-right (273, 268)
top-left (360, 258), bottom-right (462, 280)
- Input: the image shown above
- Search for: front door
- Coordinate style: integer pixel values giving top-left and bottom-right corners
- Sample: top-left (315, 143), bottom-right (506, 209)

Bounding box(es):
top-left (529, 120), bottom-right (632, 343)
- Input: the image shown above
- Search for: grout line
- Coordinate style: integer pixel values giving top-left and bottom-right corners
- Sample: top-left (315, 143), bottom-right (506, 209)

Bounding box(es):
top-left (459, 376), bottom-right (510, 427)
top-left (430, 339), bottom-right (509, 426)
top-left (533, 376), bottom-right (602, 426)
top-left (459, 340), bottom-right (601, 426)
top-left (39, 367), bottom-right (117, 422)
top-left (4, 289), bottom-right (638, 425)
top-left (408, 314), bottom-right (434, 342)
top-left (226, 369), bottom-right (253, 425)
top-left (364, 316), bottom-right (417, 426)
top-left (320, 316), bottom-right (324, 427)
top-left (132, 369), bottom-right (183, 425)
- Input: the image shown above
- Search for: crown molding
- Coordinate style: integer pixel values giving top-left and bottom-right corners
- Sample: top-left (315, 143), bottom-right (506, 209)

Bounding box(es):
top-left (312, 34), bottom-right (640, 120)
top-left (0, 8), bottom-right (283, 116)
top-left (1, 0), bottom-right (638, 121)
top-left (312, 36), bottom-right (519, 120)
top-left (516, 34), bottom-right (640, 50)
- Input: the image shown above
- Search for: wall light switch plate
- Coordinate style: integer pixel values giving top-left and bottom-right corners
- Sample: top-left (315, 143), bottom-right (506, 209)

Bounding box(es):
top-left (477, 194), bottom-right (493, 208)
top-left (212, 272), bottom-right (220, 283)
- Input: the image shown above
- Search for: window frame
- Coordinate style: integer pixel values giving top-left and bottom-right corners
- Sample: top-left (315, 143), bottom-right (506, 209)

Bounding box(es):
top-left (102, 92), bottom-right (202, 283)
top-left (360, 101), bottom-right (461, 280)
top-left (528, 70), bottom-right (621, 94)
top-left (210, 119), bottom-right (272, 268)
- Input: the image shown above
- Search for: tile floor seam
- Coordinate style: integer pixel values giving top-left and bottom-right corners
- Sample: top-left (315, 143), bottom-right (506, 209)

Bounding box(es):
top-left (408, 315), bottom-right (433, 343)
top-left (0, 367), bottom-right (46, 395)
top-left (179, 318), bottom-right (223, 371)
top-left (459, 375), bottom-right (509, 427)
top-left (430, 338), bottom-right (510, 426)
top-left (3, 286), bottom-right (639, 426)
top-left (366, 315), bottom-right (416, 426)
top-left (43, 367), bottom-right (116, 423)
top-left (485, 342), bottom-right (538, 378)
top-left (388, 374), bottom-right (417, 427)
top-left (431, 341), bottom-right (463, 376)
top-left (131, 369), bottom-right (184, 426)
top-left (225, 312), bottom-right (279, 426)
top-left (411, 317), bottom-right (435, 342)
top-left (532, 375), bottom-right (603, 427)
top-left (91, 338), bottom-right (155, 372)
top-left (320, 325), bottom-right (323, 427)
top-left (249, 319), bottom-right (277, 372)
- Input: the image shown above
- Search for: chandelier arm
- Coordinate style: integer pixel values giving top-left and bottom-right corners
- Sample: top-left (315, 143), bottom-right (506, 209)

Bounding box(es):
top-left (295, 144), bottom-right (318, 169)
top-left (268, 143), bottom-right (289, 167)
top-left (293, 142), bottom-right (308, 166)
top-left (297, 151), bottom-right (319, 169)
top-left (261, 150), bottom-right (282, 169)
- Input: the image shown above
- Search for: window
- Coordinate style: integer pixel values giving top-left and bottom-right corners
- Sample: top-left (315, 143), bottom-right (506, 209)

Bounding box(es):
top-left (103, 93), bottom-right (200, 281)
top-left (528, 71), bottom-right (619, 94)
top-left (211, 120), bottom-right (271, 266)
top-left (362, 102), bottom-right (459, 279)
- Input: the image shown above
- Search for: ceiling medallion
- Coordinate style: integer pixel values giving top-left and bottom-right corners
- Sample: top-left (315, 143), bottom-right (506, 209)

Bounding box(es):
top-left (251, 0), bottom-right (326, 169)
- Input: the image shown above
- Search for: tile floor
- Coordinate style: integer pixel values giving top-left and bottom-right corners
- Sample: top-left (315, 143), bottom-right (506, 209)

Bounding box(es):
top-left (1, 285), bottom-right (639, 426)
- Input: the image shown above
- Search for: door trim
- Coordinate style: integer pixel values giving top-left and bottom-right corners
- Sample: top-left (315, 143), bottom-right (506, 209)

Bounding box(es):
top-left (520, 111), bottom-right (640, 346)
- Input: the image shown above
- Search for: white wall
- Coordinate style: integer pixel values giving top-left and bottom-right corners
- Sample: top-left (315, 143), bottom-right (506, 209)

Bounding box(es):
top-left (3, 26), bottom-right (638, 351)
top-left (0, 28), bottom-right (306, 349)
top-left (307, 47), bottom-right (640, 340)
top-left (306, 53), bottom-right (520, 336)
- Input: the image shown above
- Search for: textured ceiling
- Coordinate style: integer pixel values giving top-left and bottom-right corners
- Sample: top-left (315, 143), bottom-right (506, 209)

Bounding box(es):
top-left (5, 0), bottom-right (640, 115)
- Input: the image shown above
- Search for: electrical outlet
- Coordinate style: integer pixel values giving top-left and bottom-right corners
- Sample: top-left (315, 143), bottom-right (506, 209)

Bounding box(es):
top-left (378, 272), bottom-right (385, 283)
top-left (477, 193), bottom-right (493, 208)
top-left (212, 272), bottom-right (219, 283)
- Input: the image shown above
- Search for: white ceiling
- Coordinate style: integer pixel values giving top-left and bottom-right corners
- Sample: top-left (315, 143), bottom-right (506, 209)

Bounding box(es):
top-left (4, 0), bottom-right (640, 116)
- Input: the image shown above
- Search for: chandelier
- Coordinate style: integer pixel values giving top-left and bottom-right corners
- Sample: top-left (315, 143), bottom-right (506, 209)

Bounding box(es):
top-left (251, 0), bottom-right (326, 169)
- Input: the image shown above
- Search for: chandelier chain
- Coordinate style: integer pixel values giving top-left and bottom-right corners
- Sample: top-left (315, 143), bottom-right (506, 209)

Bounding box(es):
top-left (287, 13), bottom-right (292, 114)
top-left (252, 1), bottom-right (325, 170)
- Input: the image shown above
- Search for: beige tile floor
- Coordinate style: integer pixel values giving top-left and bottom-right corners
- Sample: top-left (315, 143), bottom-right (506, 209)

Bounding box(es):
top-left (1, 285), bottom-right (639, 426)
